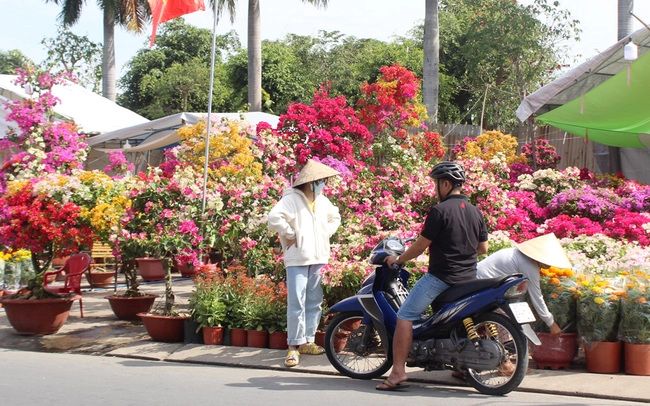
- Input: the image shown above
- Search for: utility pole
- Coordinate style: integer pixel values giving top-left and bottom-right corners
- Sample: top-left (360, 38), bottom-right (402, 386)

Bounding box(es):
top-left (609, 0), bottom-right (634, 174)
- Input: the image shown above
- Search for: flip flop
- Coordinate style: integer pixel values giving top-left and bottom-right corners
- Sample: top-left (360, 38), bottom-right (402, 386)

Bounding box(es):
top-left (375, 379), bottom-right (410, 391)
top-left (451, 371), bottom-right (466, 380)
top-left (298, 342), bottom-right (325, 355)
top-left (284, 350), bottom-right (300, 367)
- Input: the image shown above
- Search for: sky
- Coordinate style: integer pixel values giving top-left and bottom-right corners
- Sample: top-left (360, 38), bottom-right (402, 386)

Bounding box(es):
top-left (2, 0), bottom-right (650, 80)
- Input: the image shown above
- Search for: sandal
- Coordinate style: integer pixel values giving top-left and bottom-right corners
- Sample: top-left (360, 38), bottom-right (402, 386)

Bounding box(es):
top-left (298, 342), bottom-right (325, 355)
top-left (285, 350), bottom-right (300, 367)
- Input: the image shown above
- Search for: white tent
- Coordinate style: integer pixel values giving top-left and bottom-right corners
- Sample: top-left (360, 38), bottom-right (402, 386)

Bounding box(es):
top-left (0, 74), bottom-right (149, 137)
top-left (87, 111), bottom-right (280, 152)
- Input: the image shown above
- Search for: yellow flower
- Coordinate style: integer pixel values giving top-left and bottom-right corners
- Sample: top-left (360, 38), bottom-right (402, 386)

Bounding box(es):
top-left (594, 297), bottom-right (605, 305)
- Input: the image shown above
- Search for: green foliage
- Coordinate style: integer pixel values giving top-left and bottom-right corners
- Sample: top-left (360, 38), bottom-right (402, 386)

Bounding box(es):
top-left (40, 26), bottom-right (103, 92)
top-left (0, 49), bottom-right (31, 75)
top-left (577, 288), bottom-right (621, 343)
top-left (433, 0), bottom-right (580, 130)
top-left (619, 279), bottom-right (650, 345)
top-left (118, 18), bottom-right (240, 118)
top-left (189, 279), bottom-right (227, 330)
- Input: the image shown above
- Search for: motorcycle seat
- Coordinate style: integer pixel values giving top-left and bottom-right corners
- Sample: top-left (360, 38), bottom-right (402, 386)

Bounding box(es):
top-left (432, 274), bottom-right (519, 305)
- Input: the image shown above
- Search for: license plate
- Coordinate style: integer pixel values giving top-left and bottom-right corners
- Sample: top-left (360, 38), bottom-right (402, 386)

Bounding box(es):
top-left (509, 302), bottom-right (536, 324)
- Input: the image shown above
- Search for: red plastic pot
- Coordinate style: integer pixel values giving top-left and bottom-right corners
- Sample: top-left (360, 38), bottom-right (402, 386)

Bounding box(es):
top-left (532, 332), bottom-right (578, 370)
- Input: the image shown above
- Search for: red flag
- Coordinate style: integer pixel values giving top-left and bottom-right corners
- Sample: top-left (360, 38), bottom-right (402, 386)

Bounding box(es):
top-left (148, 0), bottom-right (206, 47)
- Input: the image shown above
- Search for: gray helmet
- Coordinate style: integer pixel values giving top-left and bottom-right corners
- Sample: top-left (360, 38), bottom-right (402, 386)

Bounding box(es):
top-left (430, 161), bottom-right (466, 183)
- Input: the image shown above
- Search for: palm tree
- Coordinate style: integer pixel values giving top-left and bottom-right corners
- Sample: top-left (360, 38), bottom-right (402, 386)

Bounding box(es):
top-left (44, 0), bottom-right (149, 102)
top-left (422, 0), bottom-right (439, 123)
top-left (246, 0), bottom-right (329, 112)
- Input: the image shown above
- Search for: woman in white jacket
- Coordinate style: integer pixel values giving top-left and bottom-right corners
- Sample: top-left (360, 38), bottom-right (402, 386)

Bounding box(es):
top-left (267, 159), bottom-right (341, 367)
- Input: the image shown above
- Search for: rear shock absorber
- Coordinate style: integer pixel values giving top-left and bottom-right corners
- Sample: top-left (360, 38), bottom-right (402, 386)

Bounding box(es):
top-left (463, 317), bottom-right (481, 348)
top-left (486, 323), bottom-right (499, 339)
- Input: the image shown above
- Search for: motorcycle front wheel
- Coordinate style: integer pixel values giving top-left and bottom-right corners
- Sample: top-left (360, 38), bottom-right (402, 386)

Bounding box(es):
top-left (464, 312), bottom-right (529, 396)
top-left (324, 311), bottom-right (392, 379)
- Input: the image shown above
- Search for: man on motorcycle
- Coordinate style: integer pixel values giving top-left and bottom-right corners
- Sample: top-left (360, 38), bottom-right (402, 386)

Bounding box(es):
top-left (376, 161), bottom-right (489, 391)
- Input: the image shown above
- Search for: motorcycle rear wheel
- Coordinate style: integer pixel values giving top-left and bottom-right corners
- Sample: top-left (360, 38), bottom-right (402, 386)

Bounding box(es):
top-left (464, 312), bottom-right (529, 396)
top-left (324, 311), bottom-right (392, 379)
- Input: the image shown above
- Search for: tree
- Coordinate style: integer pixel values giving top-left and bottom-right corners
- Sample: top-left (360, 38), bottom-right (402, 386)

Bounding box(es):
top-left (119, 19), bottom-right (240, 118)
top-left (224, 0), bottom-right (328, 112)
top-left (435, 0), bottom-right (580, 130)
top-left (423, 0), bottom-right (439, 123)
top-left (41, 27), bottom-right (103, 93)
top-left (0, 50), bottom-right (31, 75)
top-left (228, 31), bottom-right (426, 114)
top-left (44, 0), bottom-right (149, 102)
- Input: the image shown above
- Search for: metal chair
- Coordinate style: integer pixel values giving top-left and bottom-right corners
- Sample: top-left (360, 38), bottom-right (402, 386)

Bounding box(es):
top-left (43, 253), bottom-right (92, 317)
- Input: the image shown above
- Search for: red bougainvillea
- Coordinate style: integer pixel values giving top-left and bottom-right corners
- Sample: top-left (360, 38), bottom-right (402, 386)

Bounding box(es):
top-left (276, 86), bottom-right (373, 166)
top-left (0, 182), bottom-right (95, 261)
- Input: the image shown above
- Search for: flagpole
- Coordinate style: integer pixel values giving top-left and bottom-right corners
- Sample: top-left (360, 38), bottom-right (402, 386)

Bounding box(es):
top-left (201, 0), bottom-right (219, 216)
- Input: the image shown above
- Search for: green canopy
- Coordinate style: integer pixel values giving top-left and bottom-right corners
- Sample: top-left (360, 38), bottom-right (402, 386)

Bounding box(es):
top-left (537, 50), bottom-right (650, 149)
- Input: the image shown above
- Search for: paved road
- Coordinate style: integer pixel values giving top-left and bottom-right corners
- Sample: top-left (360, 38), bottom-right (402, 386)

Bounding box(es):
top-left (0, 349), bottom-right (643, 406)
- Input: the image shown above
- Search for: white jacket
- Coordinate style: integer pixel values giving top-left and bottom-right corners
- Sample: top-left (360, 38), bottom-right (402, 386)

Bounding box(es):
top-left (267, 187), bottom-right (341, 267)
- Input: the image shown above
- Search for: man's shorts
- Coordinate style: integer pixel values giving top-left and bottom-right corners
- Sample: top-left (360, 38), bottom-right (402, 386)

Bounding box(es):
top-left (396, 273), bottom-right (449, 321)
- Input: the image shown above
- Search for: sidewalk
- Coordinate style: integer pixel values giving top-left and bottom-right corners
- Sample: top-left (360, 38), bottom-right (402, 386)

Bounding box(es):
top-left (1, 278), bottom-right (648, 403)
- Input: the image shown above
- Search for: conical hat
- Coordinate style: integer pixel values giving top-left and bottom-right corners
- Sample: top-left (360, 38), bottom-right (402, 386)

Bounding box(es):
top-left (292, 159), bottom-right (340, 187)
top-left (516, 233), bottom-right (572, 269)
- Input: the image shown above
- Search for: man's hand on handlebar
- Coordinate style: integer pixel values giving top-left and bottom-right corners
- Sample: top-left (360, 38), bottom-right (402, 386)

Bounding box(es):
top-left (385, 255), bottom-right (401, 268)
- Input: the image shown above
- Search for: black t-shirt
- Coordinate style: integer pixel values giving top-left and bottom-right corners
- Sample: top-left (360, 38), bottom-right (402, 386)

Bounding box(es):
top-left (420, 194), bottom-right (488, 285)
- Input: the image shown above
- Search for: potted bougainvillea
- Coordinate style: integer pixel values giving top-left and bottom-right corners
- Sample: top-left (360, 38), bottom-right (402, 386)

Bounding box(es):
top-left (0, 66), bottom-right (93, 334)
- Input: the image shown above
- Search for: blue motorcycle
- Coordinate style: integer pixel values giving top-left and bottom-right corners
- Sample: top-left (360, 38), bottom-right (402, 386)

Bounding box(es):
top-left (324, 236), bottom-right (541, 395)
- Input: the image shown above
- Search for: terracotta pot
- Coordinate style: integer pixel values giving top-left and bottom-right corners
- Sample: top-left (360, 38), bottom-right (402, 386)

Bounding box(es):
top-left (333, 331), bottom-right (351, 353)
top-left (532, 332), bottom-right (578, 370)
top-left (136, 257), bottom-right (165, 282)
top-left (583, 340), bottom-right (623, 374)
top-left (105, 294), bottom-right (158, 321)
top-left (315, 331), bottom-right (326, 347)
top-left (138, 313), bottom-right (189, 343)
top-left (269, 331), bottom-right (288, 350)
top-left (340, 319), bottom-right (362, 332)
top-left (247, 330), bottom-right (269, 348)
top-left (230, 328), bottom-right (248, 346)
top-left (202, 326), bottom-right (224, 345)
top-left (86, 271), bottom-right (116, 288)
top-left (625, 342), bottom-right (650, 376)
top-left (51, 256), bottom-right (70, 268)
top-left (177, 263), bottom-right (198, 278)
top-left (0, 295), bottom-right (79, 335)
